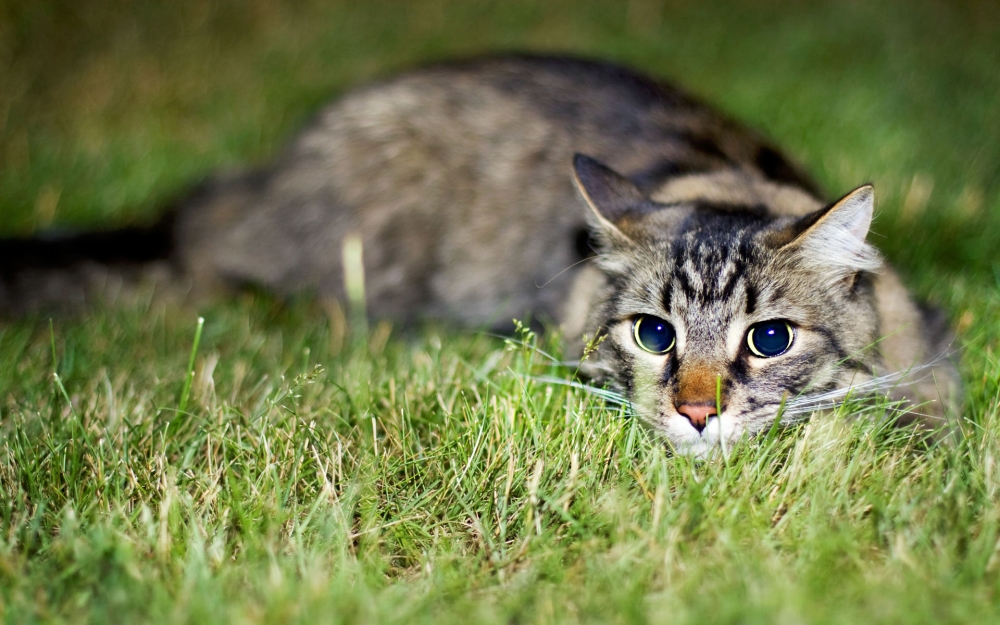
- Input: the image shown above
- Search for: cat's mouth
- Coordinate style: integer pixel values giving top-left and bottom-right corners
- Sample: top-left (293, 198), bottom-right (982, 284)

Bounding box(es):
top-left (659, 403), bottom-right (786, 456)
top-left (660, 410), bottom-right (733, 454)
top-left (670, 430), bottom-right (723, 458)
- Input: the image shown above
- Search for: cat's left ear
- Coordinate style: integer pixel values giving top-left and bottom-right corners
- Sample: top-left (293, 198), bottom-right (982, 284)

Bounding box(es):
top-left (781, 184), bottom-right (882, 276)
top-left (572, 154), bottom-right (663, 245)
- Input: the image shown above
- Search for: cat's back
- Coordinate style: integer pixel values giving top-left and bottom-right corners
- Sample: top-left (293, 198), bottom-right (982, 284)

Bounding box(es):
top-left (176, 55), bottom-right (818, 324)
top-left (304, 55), bottom-right (818, 190)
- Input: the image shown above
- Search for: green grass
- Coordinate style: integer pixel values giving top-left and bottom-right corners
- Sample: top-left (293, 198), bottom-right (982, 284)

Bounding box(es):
top-left (2, 0), bottom-right (1000, 622)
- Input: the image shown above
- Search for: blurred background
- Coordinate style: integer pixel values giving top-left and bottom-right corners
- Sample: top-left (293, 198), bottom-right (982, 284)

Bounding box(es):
top-left (0, 0), bottom-right (997, 309)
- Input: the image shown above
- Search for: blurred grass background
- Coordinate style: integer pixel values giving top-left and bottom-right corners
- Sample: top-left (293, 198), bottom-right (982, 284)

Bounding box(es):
top-left (2, 1), bottom-right (1000, 623)
top-left (1, 0), bottom-right (998, 283)
top-left (11, 0), bottom-right (995, 366)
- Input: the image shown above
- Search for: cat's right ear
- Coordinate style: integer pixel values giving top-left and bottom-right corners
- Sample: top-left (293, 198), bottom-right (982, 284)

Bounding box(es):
top-left (779, 184), bottom-right (882, 282)
top-left (572, 154), bottom-right (659, 245)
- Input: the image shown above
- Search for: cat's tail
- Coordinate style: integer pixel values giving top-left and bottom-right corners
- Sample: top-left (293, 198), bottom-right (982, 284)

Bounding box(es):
top-left (0, 212), bottom-right (178, 316)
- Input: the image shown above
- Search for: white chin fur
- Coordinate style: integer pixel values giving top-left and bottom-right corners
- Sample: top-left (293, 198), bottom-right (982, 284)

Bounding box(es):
top-left (665, 414), bottom-right (743, 459)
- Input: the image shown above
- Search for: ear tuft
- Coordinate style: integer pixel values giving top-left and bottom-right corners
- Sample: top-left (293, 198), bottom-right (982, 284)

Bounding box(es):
top-left (833, 184), bottom-right (875, 241)
top-left (784, 184), bottom-right (881, 276)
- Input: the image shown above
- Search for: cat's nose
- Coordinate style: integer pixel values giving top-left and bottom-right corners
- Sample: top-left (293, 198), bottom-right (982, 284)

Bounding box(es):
top-left (676, 404), bottom-right (717, 432)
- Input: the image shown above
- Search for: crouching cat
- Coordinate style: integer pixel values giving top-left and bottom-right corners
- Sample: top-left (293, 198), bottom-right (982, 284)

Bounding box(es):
top-left (0, 55), bottom-right (961, 455)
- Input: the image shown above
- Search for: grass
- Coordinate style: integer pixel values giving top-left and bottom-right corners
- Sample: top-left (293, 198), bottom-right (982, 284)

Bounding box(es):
top-left (2, 0), bottom-right (1000, 622)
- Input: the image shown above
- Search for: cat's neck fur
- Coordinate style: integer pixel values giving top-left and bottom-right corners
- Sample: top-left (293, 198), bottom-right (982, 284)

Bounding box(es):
top-left (649, 169), bottom-right (824, 217)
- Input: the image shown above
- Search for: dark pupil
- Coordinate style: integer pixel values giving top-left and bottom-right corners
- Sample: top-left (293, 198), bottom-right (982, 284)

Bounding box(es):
top-left (637, 316), bottom-right (674, 352)
top-left (753, 322), bottom-right (790, 356)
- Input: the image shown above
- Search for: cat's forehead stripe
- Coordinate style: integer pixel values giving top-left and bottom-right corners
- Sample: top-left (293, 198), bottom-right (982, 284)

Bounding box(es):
top-left (745, 284), bottom-right (757, 315)
top-left (666, 224), bottom-right (762, 305)
top-left (660, 282), bottom-right (673, 312)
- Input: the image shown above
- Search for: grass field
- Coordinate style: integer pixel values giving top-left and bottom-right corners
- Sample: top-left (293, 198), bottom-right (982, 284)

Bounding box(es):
top-left (2, 1), bottom-right (1000, 622)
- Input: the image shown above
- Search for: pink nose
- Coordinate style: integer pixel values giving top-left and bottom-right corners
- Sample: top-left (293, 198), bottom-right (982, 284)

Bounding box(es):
top-left (676, 404), bottom-right (717, 432)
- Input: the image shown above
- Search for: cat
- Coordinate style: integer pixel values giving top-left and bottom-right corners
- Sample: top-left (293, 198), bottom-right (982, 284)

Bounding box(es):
top-left (0, 54), bottom-right (961, 456)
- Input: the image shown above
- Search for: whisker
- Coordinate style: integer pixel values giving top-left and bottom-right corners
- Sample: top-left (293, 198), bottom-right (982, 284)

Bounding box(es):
top-left (535, 255), bottom-right (597, 289)
top-left (785, 352), bottom-right (952, 413)
top-left (529, 375), bottom-right (633, 409)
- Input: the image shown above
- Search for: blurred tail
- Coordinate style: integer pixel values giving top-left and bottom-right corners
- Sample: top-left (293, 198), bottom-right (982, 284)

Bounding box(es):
top-left (0, 213), bottom-right (177, 315)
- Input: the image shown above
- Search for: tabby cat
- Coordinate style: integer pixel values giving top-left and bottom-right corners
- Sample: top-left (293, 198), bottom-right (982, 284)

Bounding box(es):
top-left (0, 55), bottom-right (961, 455)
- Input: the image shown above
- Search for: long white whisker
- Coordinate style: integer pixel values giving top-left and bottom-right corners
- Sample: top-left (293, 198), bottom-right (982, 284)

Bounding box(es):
top-left (535, 255), bottom-right (597, 289)
top-left (529, 375), bottom-right (633, 409)
top-left (785, 352), bottom-right (953, 413)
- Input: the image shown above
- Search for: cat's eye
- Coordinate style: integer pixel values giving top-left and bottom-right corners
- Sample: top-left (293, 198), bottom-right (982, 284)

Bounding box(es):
top-left (747, 320), bottom-right (794, 358)
top-left (633, 315), bottom-right (676, 354)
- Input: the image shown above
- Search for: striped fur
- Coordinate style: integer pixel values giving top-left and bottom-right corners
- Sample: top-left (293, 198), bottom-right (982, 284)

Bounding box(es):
top-left (571, 160), bottom-right (960, 456)
top-left (0, 55), bottom-right (961, 453)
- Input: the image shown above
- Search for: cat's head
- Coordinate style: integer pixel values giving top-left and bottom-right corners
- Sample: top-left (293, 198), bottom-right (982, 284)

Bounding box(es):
top-left (572, 154), bottom-right (883, 457)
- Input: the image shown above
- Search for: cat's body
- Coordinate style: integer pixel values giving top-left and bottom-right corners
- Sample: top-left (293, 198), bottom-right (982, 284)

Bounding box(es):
top-left (0, 55), bottom-right (961, 455)
top-left (173, 56), bottom-right (822, 326)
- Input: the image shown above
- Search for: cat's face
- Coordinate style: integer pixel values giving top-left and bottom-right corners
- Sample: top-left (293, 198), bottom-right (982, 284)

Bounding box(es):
top-left (572, 155), bottom-right (882, 456)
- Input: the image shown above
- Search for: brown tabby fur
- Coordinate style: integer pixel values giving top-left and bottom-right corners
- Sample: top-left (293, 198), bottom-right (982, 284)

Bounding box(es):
top-left (0, 55), bottom-right (961, 455)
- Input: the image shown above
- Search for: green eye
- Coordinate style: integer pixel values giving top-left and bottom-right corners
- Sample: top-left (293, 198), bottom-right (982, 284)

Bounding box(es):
top-left (633, 315), bottom-right (676, 354)
top-left (747, 320), bottom-right (794, 358)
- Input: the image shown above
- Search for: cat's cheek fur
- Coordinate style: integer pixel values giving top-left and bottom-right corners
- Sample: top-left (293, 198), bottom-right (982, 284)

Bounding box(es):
top-left (607, 323), bottom-right (697, 445)
top-left (610, 322), bottom-right (733, 456)
top-left (619, 314), bottom-right (853, 454)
